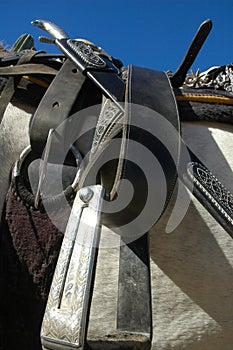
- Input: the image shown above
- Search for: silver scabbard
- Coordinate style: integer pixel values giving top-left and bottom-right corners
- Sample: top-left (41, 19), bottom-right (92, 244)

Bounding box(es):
top-left (41, 185), bottom-right (104, 350)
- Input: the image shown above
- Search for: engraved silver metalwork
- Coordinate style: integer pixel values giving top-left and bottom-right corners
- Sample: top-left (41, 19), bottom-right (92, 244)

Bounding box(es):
top-left (184, 64), bottom-right (233, 93)
top-left (90, 95), bottom-right (124, 156)
top-left (41, 185), bottom-right (104, 350)
top-left (32, 19), bottom-right (125, 114)
top-left (67, 39), bottom-right (106, 68)
top-left (184, 68), bottom-right (210, 88)
top-left (187, 162), bottom-right (233, 225)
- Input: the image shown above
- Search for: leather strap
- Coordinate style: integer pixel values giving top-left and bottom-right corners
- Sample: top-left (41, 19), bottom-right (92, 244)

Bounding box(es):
top-left (0, 50), bottom-right (46, 125)
top-left (117, 233), bottom-right (152, 340)
top-left (0, 51), bottom-right (64, 67)
top-left (100, 65), bottom-right (180, 232)
top-left (29, 59), bottom-right (86, 154)
top-left (116, 65), bottom-right (180, 347)
top-left (181, 147), bottom-right (233, 238)
top-left (171, 19), bottom-right (212, 88)
top-left (0, 63), bottom-right (57, 76)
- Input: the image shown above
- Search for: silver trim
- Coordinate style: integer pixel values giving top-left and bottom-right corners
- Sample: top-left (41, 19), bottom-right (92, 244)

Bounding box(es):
top-left (31, 19), bottom-right (69, 40)
top-left (41, 185), bottom-right (104, 350)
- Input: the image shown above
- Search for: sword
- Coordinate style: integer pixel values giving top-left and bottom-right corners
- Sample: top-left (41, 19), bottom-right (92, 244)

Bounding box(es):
top-left (31, 19), bottom-right (125, 113)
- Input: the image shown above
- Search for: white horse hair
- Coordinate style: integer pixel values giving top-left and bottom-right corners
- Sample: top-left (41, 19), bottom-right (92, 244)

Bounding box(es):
top-left (87, 121), bottom-right (233, 350)
top-left (1, 97), bottom-right (233, 349)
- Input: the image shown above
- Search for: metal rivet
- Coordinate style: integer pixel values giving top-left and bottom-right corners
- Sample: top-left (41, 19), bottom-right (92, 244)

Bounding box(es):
top-left (79, 187), bottom-right (93, 203)
top-left (52, 101), bottom-right (59, 108)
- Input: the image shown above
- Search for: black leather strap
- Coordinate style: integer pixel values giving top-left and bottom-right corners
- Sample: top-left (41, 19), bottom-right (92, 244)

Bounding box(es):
top-left (100, 65), bottom-right (180, 232)
top-left (182, 147), bottom-right (233, 238)
top-left (116, 65), bottom-right (180, 346)
top-left (171, 19), bottom-right (212, 88)
top-left (29, 59), bottom-right (86, 154)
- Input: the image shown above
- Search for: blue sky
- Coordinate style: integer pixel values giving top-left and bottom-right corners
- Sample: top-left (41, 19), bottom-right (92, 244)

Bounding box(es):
top-left (0, 0), bottom-right (232, 74)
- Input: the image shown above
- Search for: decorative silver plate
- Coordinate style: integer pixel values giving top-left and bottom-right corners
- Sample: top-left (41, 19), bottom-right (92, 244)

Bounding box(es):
top-left (67, 39), bottom-right (106, 68)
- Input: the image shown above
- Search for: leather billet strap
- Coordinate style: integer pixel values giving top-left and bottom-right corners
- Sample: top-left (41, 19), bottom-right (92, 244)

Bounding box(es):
top-left (0, 50), bottom-right (63, 126)
top-left (170, 19), bottom-right (212, 88)
top-left (80, 65), bottom-right (180, 236)
top-left (0, 51), bottom-right (64, 67)
top-left (0, 63), bottom-right (58, 76)
top-left (116, 66), bottom-right (180, 344)
top-left (29, 59), bottom-right (88, 155)
top-left (94, 65), bottom-right (180, 235)
top-left (0, 50), bottom-right (44, 124)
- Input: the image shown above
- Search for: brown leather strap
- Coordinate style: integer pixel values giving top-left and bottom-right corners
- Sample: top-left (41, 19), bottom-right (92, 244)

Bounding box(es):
top-left (0, 51), bottom-right (47, 125)
top-left (0, 75), bottom-right (15, 124)
top-left (0, 63), bottom-right (58, 76)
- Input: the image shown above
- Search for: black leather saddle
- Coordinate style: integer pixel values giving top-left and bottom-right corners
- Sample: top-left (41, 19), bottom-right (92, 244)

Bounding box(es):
top-left (8, 18), bottom-right (230, 239)
top-left (1, 18), bottom-right (233, 350)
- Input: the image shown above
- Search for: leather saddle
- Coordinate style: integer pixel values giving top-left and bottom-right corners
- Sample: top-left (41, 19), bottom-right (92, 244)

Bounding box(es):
top-left (28, 62), bottom-right (180, 239)
top-left (0, 32), bottom-right (180, 350)
top-left (1, 18), bottom-right (233, 350)
top-left (1, 18), bottom-right (232, 239)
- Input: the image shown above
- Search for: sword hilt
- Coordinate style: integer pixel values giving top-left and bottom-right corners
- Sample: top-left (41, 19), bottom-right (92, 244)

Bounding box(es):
top-left (31, 19), bottom-right (69, 40)
top-left (31, 19), bottom-right (125, 112)
top-left (31, 19), bottom-right (118, 73)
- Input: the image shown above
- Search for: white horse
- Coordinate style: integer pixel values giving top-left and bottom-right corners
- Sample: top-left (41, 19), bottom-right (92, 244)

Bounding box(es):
top-left (0, 49), bottom-right (233, 349)
top-left (87, 121), bottom-right (233, 350)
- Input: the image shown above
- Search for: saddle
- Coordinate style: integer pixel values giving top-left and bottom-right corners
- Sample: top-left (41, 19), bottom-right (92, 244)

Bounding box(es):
top-left (1, 18), bottom-right (233, 350)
